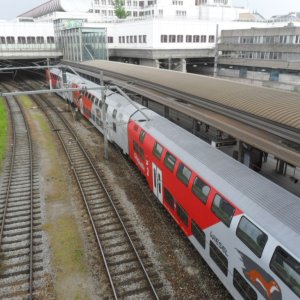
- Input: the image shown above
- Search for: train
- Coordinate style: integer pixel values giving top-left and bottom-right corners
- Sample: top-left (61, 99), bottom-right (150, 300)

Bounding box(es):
top-left (47, 67), bottom-right (300, 300)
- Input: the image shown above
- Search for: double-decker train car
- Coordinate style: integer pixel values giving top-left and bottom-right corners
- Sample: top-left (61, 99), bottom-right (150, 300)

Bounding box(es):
top-left (47, 67), bottom-right (300, 300)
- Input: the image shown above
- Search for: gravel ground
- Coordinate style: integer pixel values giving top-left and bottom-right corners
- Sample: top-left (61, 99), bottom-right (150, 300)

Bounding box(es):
top-left (49, 94), bottom-right (232, 300)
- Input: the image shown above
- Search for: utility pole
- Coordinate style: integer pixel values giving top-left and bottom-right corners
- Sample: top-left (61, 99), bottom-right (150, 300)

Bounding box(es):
top-left (100, 71), bottom-right (108, 160)
top-left (47, 58), bottom-right (52, 90)
top-left (213, 24), bottom-right (219, 78)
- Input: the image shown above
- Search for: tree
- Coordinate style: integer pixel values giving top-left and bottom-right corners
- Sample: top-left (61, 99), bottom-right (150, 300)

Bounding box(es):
top-left (114, 0), bottom-right (128, 19)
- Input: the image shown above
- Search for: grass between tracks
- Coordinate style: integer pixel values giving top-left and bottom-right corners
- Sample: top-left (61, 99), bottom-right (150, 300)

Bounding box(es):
top-left (19, 95), bottom-right (92, 299)
top-left (0, 97), bottom-right (8, 170)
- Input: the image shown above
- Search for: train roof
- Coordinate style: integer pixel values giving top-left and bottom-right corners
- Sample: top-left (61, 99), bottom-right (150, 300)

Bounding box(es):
top-left (136, 112), bottom-right (300, 256)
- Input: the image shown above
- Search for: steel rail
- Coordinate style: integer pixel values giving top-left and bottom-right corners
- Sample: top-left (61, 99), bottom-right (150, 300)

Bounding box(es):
top-left (32, 91), bottom-right (160, 299)
top-left (64, 62), bottom-right (300, 144)
top-left (0, 85), bottom-right (34, 299)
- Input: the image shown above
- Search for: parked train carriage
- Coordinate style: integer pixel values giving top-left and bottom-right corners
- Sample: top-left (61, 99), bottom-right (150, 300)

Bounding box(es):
top-left (128, 114), bottom-right (300, 300)
top-left (47, 68), bottom-right (300, 300)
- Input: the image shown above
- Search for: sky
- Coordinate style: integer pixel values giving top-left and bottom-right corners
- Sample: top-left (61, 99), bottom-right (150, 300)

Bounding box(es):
top-left (0, 0), bottom-right (299, 20)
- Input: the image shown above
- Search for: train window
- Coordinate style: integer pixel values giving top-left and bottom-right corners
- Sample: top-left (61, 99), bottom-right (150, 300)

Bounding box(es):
top-left (164, 188), bottom-right (175, 209)
top-left (139, 147), bottom-right (144, 160)
top-left (133, 141), bottom-right (139, 153)
top-left (105, 103), bottom-right (108, 112)
top-left (236, 217), bottom-right (268, 258)
top-left (192, 176), bottom-right (210, 204)
top-left (270, 247), bottom-right (300, 297)
top-left (98, 100), bottom-right (103, 109)
top-left (113, 123), bottom-right (117, 132)
top-left (212, 194), bottom-right (235, 227)
top-left (91, 95), bottom-right (96, 103)
top-left (139, 130), bottom-right (146, 143)
top-left (176, 163), bottom-right (192, 186)
top-left (164, 152), bottom-right (177, 172)
top-left (176, 203), bottom-right (188, 227)
top-left (210, 241), bottom-right (228, 276)
top-left (112, 109), bottom-right (117, 119)
top-left (153, 142), bottom-right (164, 160)
top-left (95, 98), bottom-right (99, 106)
top-left (91, 114), bottom-right (95, 122)
top-left (233, 269), bottom-right (257, 300)
top-left (192, 220), bottom-right (206, 249)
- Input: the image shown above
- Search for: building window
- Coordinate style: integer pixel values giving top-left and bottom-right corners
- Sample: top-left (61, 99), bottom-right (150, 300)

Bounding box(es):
top-left (119, 36), bottom-right (122, 43)
top-left (169, 35), bottom-right (176, 43)
top-left (134, 35), bottom-right (137, 43)
top-left (107, 36), bottom-right (114, 43)
top-left (161, 35), bottom-right (168, 43)
top-left (209, 35), bottom-right (215, 43)
top-left (200, 35), bottom-right (206, 43)
top-left (95, 0), bottom-right (100, 4)
top-left (236, 217), bottom-right (268, 258)
top-left (18, 36), bottom-right (26, 44)
top-left (0, 37), bottom-right (5, 44)
top-left (143, 35), bottom-right (147, 43)
top-left (164, 152), bottom-right (176, 172)
top-left (47, 36), bottom-right (54, 43)
top-left (159, 9), bottom-right (163, 15)
top-left (176, 162), bottom-right (192, 186)
top-left (192, 220), bottom-right (206, 248)
top-left (233, 269), bottom-right (257, 300)
top-left (27, 36), bottom-right (36, 44)
top-left (212, 194), bottom-right (235, 227)
top-left (193, 35), bottom-right (200, 43)
top-left (186, 35), bottom-right (192, 43)
top-left (37, 36), bottom-right (44, 44)
top-left (210, 241), bottom-right (228, 276)
top-left (270, 247), bottom-right (300, 297)
top-left (192, 176), bottom-right (210, 204)
top-left (177, 35), bottom-right (183, 43)
top-left (176, 10), bottom-right (186, 16)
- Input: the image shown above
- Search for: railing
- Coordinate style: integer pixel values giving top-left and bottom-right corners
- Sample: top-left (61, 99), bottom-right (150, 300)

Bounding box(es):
top-left (0, 43), bottom-right (58, 52)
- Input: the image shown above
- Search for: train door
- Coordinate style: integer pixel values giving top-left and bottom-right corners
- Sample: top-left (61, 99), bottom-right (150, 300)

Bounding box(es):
top-left (152, 162), bottom-right (163, 203)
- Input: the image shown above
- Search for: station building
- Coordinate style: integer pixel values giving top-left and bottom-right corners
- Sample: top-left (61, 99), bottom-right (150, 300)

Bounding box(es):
top-left (218, 24), bottom-right (300, 91)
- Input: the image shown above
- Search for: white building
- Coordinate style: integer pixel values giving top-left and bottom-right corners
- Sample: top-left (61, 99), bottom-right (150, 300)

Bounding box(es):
top-left (9, 0), bottom-right (295, 72)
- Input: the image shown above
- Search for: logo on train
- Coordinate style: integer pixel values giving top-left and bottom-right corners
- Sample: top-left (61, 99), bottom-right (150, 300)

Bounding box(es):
top-left (237, 249), bottom-right (282, 300)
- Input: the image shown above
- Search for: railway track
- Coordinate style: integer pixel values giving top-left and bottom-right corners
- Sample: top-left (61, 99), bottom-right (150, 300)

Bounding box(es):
top-left (30, 90), bottom-right (167, 299)
top-left (0, 88), bottom-right (44, 299)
